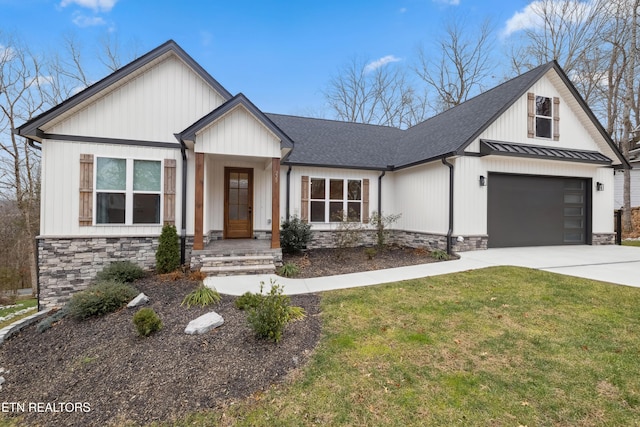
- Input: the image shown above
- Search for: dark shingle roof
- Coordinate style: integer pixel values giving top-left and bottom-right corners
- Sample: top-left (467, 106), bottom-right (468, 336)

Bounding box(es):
top-left (267, 114), bottom-right (404, 170)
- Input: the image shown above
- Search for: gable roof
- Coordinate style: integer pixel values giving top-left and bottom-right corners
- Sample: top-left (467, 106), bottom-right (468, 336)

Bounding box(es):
top-left (177, 94), bottom-right (294, 149)
top-left (15, 40), bottom-right (233, 141)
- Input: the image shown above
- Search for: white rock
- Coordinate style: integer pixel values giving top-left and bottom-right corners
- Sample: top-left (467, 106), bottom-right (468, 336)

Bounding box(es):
top-left (0, 376), bottom-right (5, 385)
top-left (184, 312), bottom-right (224, 335)
top-left (127, 293), bottom-right (149, 308)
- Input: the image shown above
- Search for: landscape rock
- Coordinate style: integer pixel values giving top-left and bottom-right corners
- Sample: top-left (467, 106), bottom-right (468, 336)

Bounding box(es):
top-left (127, 293), bottom-right (149, 308)
top-left (184, 311), bottom-right (224, 335)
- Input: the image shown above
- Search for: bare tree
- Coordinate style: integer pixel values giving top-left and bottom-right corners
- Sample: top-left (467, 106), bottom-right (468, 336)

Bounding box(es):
top-left (0, 33), bottom-right (45, 294)
top-left (415, 16), bottom-right (494, 112)
top-left (324, 56), bottom-right (427, 128)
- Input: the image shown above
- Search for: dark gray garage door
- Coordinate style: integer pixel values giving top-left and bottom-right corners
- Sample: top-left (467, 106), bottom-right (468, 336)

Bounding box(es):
top-left (487, 174), bottom-right (589, 248)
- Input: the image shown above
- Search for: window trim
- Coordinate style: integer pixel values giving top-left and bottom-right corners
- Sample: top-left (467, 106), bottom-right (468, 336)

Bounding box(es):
top-left (94, 157), bottom-right (164, 226)
top-left (309, 177), bottom-right (363, 223)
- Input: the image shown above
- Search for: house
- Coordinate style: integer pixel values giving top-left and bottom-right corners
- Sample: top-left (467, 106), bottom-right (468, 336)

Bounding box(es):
top-left (14, 40), bottom-right (629, 308)
top-left (614, 146), bottom-right (640, 208)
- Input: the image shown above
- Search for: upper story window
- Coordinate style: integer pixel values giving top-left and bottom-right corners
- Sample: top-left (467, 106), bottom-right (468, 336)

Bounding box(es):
top-left (310, 178), bottom-right (362, 222)
top-left (96, 157), bottom-right (161, 224)
top-left (528, 92), bottom-right (559, 141)
top-left (536, 96), bottom-right (552, 138)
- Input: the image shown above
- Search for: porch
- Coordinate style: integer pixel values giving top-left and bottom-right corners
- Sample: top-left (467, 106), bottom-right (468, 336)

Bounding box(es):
top-left (190, 238), bottom-right (283, 276)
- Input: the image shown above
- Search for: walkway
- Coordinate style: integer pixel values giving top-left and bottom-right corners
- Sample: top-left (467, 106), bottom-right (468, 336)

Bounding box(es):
top-left (204, 245), bottom-right (640, 295)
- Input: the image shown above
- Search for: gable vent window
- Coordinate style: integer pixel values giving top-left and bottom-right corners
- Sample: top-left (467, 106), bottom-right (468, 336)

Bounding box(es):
top-left (95, 157), bottom-right (161, 225)
top-left (528, 92), bottom-right (560, 140)
top-left (536, 96), bottom-right (552, 138)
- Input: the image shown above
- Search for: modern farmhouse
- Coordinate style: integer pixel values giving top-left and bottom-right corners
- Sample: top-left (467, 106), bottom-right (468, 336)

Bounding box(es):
top-left (14, 40), bottom-right (629, 308)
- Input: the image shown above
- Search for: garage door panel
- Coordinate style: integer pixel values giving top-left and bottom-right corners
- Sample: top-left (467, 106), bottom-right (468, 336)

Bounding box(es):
top-left (488, 174), bottom-right (588, 248)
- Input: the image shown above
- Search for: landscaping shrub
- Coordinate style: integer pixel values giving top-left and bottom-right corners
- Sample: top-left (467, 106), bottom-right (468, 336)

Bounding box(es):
top-left (235, 291), bottom-right (263, 310)
top-left (280, 215), bottom-right (312, 254)
top-left (247, 281), bottom-right (291, 342)
top-left (370, 211), bottom-right (402, 248)
top-left (68, 281), bottom-right (139, 320)
top-left (156, 224), bottom-right (180, 274)
top-left (181, 282), bottom-right (221, 308)
top-left (278, 262), bottom-right (300, 277)
top-left (133, 307), bottom-right (162, 337)
top-left (96, 261), bottom-right (145, 283)
top-left (364, 247), bottom-right (377, 260)
top-left (36, 305), bottom-right (70, 333)
top-left (431, 249), bottom-right (449, 260)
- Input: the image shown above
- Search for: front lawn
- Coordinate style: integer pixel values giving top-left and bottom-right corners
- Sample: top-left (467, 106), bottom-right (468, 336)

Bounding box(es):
top-left (622, 240), bottom-right (640, 247)
top-left (178, 266), bottom-right (640, 426)
top-left (0, 298), bottom-right (37, 329)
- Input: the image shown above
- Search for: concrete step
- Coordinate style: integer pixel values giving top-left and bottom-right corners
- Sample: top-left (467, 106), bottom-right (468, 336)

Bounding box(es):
top-left (201, 255), bottom-right (274, 266)
top-left (201, 263), bottom-right (276, 276)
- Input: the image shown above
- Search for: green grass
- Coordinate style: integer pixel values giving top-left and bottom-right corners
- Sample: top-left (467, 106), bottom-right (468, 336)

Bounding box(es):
top-left (169, 267), bottom-right (640, 426)
top-left (622, 240), bottom-right (640, 247)
top-left (0, 298), bottom-right (37, 329)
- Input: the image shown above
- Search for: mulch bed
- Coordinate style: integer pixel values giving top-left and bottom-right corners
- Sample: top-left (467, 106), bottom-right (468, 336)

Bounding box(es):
top-left (0, 278), bottom-right (321, 427)
top-left (282, 245), bottom-right (451, 278)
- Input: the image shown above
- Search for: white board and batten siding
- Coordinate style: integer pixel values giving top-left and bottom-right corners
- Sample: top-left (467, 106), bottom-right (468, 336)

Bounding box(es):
top-left (454, 156), bottom-right (615, 236)
top-left (467, 71), bottom-right (622, 164)
top-left (40, 140), bottom-right (183, 237)
top-left (194, 106), bottom-right (281, 158)
top-left (614, 168), bottom-right (640, 208)
top-left (44, 54), bottom-right (226, 143)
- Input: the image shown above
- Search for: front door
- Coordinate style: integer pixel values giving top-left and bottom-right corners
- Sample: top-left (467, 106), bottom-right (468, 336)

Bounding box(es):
top-left (224, 168), bottom-right (253, 239)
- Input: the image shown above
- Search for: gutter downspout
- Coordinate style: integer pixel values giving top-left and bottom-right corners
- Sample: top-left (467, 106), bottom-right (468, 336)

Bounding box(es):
top-left (378, 170), bottom-right (386, 215)
top-left (179, 140), bottom-right (188, 265)
top-left (442, 157), bottom-right (454, 255)
top-left (27, 138), bottom-right (42, 151)
top-left (286, 166), bottom-right (292, 221)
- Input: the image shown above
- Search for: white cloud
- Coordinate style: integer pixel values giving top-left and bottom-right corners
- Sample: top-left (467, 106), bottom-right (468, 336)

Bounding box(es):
top-left (0, 44), bottom-right (16, 62)
top-left (399, 7), bottom-right (407, 13)
top-left (60, 0), bottom-right (118, 12)
top-left (72, 13), bottom-right (106, 27)
top-left (502, 0), bottom-right (597, 38)
top-left (364, 55), bottom-right (402, 73)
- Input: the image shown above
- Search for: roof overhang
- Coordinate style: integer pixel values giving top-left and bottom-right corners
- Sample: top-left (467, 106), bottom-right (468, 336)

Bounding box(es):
top-left (480, 139), bottom-right (613, 165)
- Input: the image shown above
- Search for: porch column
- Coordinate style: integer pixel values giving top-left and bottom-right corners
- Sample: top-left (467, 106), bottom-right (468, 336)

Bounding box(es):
top-left (194, 152), bottom-right (204, 250)
top-left (271, 157), bottom-right (280, 249)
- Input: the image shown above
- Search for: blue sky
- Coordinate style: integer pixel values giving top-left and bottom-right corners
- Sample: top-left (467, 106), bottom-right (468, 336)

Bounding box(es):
top-left (1, 0), bottom-right (541, 117)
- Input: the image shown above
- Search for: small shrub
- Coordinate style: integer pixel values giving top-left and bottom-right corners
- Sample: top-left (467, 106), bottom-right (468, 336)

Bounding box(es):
top-left (333, 212), bottom-right (364, 258)
top-left (278, 262), bottom-right (300, 278)
top-left (133, 307), bottom-right (162, 337)
top-left (188, 270), bottom-right (207, 281)
top-left (370, 211), bottom-right (402, 248)
top-left (36, 305), bottom-right (70, 333)
top-left (156, 224), bottom-right (180, 274)
top-left (247, 281), bottom-right (291, 343)
top-left (181, 282), bottom-right (221, 308)
top-left (431, 249), bottom-right (449, 260)
top-left (96, 261), bottom-right (145, 283)
top-left (69, 281), bottom-right (139, 320)
top-left (235, 291), bottom-right (263, 310)
top-left (280, 215), bottom-right (312, 254)
top-left (364, 247), bottom-right (377, 260)
top-left (159, 270), bottom-right (185, 281)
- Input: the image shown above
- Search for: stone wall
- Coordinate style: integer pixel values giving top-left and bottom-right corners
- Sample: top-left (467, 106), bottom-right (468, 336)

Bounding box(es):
top-left (592, 233), bottom-right (616, 245)
top-left (37, 236), bottom-right (163, 308)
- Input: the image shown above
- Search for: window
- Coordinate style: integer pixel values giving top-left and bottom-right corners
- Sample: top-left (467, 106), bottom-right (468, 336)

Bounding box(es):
top-left (535, 96), bottom-right (552, 138)
top-left (96, 157), bottom-right (161, 225)
top-left (309, 178), bottom-right (362, 222)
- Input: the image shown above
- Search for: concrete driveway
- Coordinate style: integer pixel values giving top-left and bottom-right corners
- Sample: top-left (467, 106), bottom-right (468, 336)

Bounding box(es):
top-left (207, 245), bottom-right (640, 295)
top-left (459, 245), bottom-right (640, 288)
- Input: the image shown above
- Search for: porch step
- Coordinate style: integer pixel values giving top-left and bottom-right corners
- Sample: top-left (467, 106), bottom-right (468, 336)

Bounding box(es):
top-left (199, 254), bottom-right (276, 276)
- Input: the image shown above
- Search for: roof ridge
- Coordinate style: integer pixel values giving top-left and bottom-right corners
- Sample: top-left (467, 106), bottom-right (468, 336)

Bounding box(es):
top-left (265, 112), bottom-right (405, 131)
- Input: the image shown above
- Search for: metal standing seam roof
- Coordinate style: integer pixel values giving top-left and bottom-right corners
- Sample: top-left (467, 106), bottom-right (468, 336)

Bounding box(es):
top-left (480, 139), bottom-right (613, 165)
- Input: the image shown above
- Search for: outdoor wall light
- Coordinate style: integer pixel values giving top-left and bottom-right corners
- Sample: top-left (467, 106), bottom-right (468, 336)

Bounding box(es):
top-left (596, 182), bottom-right (604, 191)
top-left (479, 175), bottom-right (486, 187)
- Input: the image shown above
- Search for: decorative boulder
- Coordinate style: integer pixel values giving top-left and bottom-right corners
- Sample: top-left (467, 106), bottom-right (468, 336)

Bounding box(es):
top-left (184, 312), bottom-right (224, 335)
top-left (127, 293), bottom-right (149, 308)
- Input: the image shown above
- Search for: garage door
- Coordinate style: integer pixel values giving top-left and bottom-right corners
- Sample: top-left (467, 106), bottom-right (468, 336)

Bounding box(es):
top-left (487, 174), bottom-right (589, 248)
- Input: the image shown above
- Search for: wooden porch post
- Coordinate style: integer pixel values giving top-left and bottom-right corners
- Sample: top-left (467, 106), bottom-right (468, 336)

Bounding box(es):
top-left (194, 152), bottom-right (204, 250)
top-left (271, 158), bottom-right (280, 249)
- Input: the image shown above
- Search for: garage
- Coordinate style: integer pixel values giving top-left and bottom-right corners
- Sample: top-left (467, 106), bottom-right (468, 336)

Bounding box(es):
top-left (487, 173), bottom-right (590, 248)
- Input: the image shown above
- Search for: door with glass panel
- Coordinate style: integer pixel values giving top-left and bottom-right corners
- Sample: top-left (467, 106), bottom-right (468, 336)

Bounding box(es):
top-left (224, 168), bottom-right (253, 239)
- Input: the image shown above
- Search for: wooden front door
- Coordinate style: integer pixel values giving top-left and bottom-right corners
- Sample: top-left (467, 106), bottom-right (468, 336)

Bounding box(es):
top-left (224, 168), bottom-right (253, 239)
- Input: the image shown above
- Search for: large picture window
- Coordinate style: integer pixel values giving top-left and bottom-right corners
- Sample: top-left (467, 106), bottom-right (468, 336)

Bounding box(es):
top-left (96, 157), bottom-right (161, 225)
top-left (309, 178), bottom-right (362, 222)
